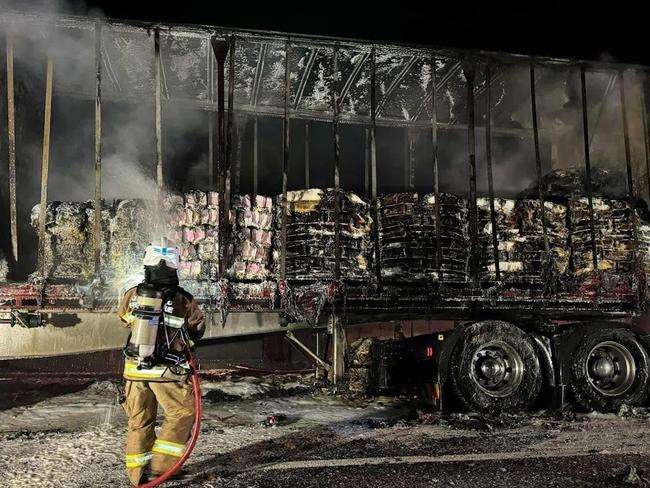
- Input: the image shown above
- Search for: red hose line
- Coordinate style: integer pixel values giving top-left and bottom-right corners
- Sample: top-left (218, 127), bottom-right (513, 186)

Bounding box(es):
top-left (138, 348), bottom-right (202, 488)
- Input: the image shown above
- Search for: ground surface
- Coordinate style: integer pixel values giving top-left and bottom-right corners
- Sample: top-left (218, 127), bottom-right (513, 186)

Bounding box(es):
top-left (1, 377), bottom-right (650, 488)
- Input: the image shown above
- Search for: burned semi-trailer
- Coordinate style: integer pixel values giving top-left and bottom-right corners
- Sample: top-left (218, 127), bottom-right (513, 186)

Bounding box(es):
top-left (2, 13), bottom-right (650, 415)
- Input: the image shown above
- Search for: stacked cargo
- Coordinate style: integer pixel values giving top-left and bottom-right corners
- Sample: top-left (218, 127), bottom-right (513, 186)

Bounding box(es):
top-left (569, 197), bottom-right (634, 296)
top-left (30, 199), bottom-right (151, 284)
top-left (516, 200), bottom-right (569, 279)
top-left (228, 194), bottom-right (274, 280)
top-left (167, 191), bottom-right (220, 281)
top-left (107, 199), bottom-right (152, 284)
top-left (422, 193), bottom-right (470, 282)
top-left (339, 191), bottom-right (373, 279)
top-left (534, 168), bottom-right (628, 201)
top-left (477, 198), bottom-right (517, 280)
top-left (477, 198), bottom-right (569, 283)
top-left (275, 188), bottom-right (372, 280)
top-left (378, 193), bottom-right (433, 281)
top-left (635, 214), bottom-right (650, 295)
top-left (0, 250), bottom-right (8, 282)
top-left (378, 193), bottom-right (469, 282)
top-left (85, 201), bottom-right (112, 276)
top-left (31, 202), bottom-right (95, 281)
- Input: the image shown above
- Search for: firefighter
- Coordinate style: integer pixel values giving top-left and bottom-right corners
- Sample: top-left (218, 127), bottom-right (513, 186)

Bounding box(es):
top-left (118, 238), bottom-right (205, 486)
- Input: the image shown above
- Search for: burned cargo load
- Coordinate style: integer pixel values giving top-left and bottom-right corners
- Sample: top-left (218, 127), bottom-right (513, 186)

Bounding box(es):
top-left (377, 193), bottom-right (469, 282)
top-left (106, 200), bottom-right (153, 286)
top-left (275, 189), bottom-right (372, 281)
top-left (568, 197), bottom-right (636, 299)
top-left (30, 200), bottom-right (148, 285)
top-left (477, 198), bottom-right (570, 292)
top-left (525, 168), bottom-right (642, 299)
top-left (30, 201), bottom-right (95, 282)
top-left (0, 250), bottom-right (8, 283)
top-left (525, 168), bottom-right (629, 201)
top-left (30, 192), bottom-right (219, 288)
top-left (637, 221), bottom-right (650, 292)
top-left (26, 182), bottom-right (650, 306)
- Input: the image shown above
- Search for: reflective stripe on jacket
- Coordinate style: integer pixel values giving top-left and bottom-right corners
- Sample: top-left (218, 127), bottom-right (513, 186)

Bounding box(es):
top-left (123, 359), bottom-right (190, 383)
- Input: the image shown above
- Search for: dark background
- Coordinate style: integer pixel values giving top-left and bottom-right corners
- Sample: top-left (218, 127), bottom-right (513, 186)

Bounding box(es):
top-left (5, 0), bottom-right (650, 67)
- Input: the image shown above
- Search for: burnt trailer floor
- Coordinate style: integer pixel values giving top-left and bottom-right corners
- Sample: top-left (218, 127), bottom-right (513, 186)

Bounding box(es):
top-left (2, 379), bottom-right (650, 488)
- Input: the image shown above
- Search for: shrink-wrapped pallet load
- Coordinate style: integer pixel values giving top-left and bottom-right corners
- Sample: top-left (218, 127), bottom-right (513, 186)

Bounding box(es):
top-left (228, 194), bottom-right (274, 281)
top-left (169, 190), bottom-right (219, 281)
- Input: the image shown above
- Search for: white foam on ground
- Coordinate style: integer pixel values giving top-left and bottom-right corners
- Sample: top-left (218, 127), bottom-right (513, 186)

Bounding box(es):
top-left (0, 379), bottom-right (410, 487)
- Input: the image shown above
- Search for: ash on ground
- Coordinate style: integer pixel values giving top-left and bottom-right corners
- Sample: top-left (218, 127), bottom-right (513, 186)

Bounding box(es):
top-left (2, 377), bottom-right (650, 487)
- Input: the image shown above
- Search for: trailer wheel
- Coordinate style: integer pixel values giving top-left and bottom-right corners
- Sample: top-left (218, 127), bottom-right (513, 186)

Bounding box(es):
top-left (569, 327), bottom-right (649, 412)
top-left (449, 321), bottom-right (541, 413)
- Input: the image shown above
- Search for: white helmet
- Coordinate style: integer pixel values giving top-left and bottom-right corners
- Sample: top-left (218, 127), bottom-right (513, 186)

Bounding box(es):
top-left (143, 237), bottom-right (179, 269)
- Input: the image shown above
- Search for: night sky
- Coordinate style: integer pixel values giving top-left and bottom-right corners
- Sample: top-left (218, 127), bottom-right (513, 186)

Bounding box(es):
top-left (7, 0), bottom-right (650, 67)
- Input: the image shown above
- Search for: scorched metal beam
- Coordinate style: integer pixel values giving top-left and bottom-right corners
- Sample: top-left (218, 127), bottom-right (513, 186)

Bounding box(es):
top-left (464, 60), bottom-right (480, 286)
top-left (431, 54), bottom-right (443, 283)
top-left (530, 62), bottom-right (550, 264)
top-left (224, 35), bottom-right (235, 272)
top-left (485, 62), bottom-right (500, 281)
top-left (332, 45), bottom-right (341, 280)
top-left (208, 36), bottom-right (215, 190)
top-left (370, 46), bottom-right (381, 284)
top-left (280, 39), bottom-right (290, 280)
top-left (253, 116), bottom-right (259, 194)
top-left (619, 69), bottom-right (639, 307)
top-left (154, 29), bottom-right (163, 188)
top-left (304, 121), bottom-right (310, 188)
top-left (93, 22), bottom-right (102, 276)
top-left (642, 84), bottom-right (650, 201)
top-left (39, 57), bottom-right (54, 278)
top-left (580, 66), bottom-right (599, 271)
top-left (211, 36), bottom-right (230, 278)
top-left (5, 33), bottom-right (17, 261)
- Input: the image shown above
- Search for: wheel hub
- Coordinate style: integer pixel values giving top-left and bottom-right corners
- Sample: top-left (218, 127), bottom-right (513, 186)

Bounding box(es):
top-left (591, 357), bottom-right (615, 380)
top-left (480, 357), bottom-right (506, 380)
top-left (469, 341), bottom-right (524, 398)
top-left (585, 341), bottom-right (636, 397)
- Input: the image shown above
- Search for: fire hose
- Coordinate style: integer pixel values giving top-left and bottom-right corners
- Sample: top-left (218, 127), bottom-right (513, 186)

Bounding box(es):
top-left (137, 346), bottom-right (202, 488)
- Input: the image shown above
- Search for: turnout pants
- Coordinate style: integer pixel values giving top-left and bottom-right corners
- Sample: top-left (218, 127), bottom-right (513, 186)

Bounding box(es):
top-left (122, 380), bottom-right (196, 486)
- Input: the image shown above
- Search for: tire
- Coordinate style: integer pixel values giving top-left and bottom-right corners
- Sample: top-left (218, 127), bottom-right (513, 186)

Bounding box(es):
top-left (569, 327), bottom-right (649, 412)
top-left (449, 321), bottom-right (542, 413)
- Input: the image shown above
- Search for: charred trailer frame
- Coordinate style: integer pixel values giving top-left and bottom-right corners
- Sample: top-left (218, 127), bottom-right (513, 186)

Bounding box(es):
top-left (1, 13), bottom-right (650, 412)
